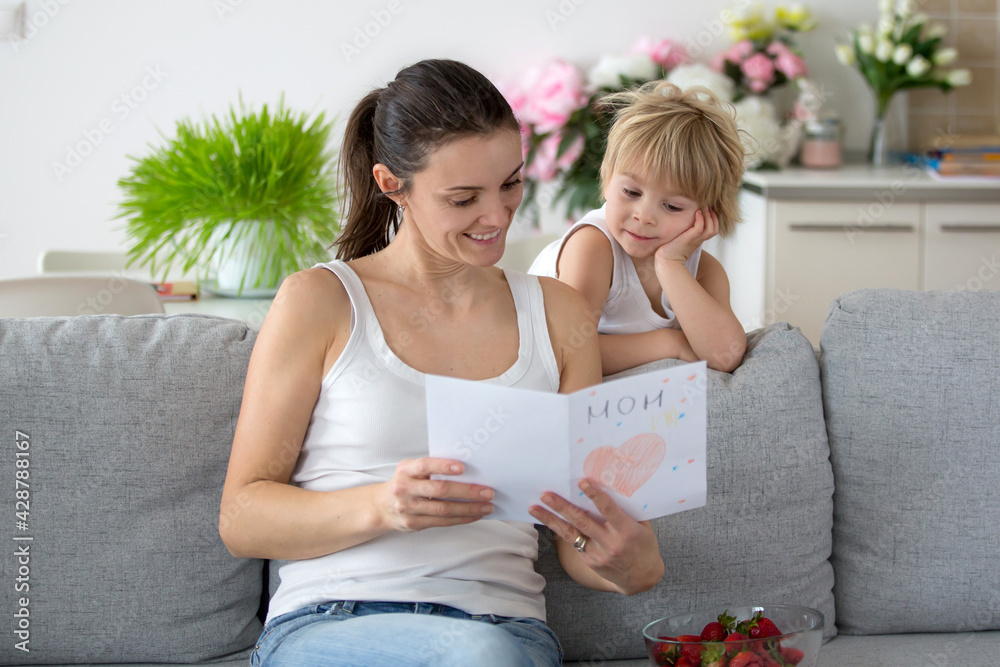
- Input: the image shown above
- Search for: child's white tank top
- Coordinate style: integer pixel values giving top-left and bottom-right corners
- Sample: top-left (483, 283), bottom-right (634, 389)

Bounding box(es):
top-left (528, 204), bottom-right (701, 335)
top-left (266, 260), bottom-right (560, 624)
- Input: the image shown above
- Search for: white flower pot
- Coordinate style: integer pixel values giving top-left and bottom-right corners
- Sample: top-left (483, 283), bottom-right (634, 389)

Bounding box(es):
top-left (211, 221), bottom-right (285, 297)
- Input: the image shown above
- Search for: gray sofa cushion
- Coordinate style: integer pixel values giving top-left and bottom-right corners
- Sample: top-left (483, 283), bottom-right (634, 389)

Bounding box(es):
top-left (0, 315), bottom-right (262, 664)
top-left (539, 322), bottom-right (836, 662)
top-left (821, 289), bottom-right (1000, 635)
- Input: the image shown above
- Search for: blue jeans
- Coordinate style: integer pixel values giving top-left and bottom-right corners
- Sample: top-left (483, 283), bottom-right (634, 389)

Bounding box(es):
top-left (252, 600), bottom-right (564, 666)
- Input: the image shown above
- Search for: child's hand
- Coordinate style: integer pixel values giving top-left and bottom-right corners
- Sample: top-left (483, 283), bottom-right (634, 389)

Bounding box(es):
top-left (654, 208), bottom-right (719, 266)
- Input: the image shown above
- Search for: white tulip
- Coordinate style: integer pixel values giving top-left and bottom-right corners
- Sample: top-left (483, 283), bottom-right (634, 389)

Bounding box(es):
top-left (875, 39), bottom-right (895, 62)
top-left (857, 22), bottom-right (874, 36)
top-left (892, 44), bottom-right (913, 65)
top-left (835, 43), bottom-right (857, 66)
top-left (878, 0), bottom-right (893, 18)
top-left (896, 0), bottom-right (915, 18)
top-left (925, 22), bottom-right (948, 39)
top-left (858, 34), bottom-right (876, 54)
top-left (909, 12), bottom-right (928, 26)
top-left (946, 69), bottom-right (972, 86)
top-left (933, 48), bottom-right (957, 66)
top-left (877, 16), bottom-right (894, 37)
top-left (905, 55), bottom-right (930, 77)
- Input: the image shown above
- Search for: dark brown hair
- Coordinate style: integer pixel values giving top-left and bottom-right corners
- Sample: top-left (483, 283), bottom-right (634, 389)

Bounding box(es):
top-left (336, 59), bottom-right (519, 260)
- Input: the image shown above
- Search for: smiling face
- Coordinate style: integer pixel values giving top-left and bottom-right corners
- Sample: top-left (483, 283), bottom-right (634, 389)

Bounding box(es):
top-left (603, 165), bottom-right (702, 260)
top-left (401, 130), bottom-right (524, 268)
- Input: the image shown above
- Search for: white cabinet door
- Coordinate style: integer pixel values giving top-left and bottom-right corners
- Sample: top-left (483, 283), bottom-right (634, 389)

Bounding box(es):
top-left (923, 203), bottom-right (1000, 292)
top-left (770, 201), bottom-right (921, 345)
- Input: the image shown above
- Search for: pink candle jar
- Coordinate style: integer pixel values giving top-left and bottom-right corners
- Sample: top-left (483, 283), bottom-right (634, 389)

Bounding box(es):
top-left (800, 117), bottom-right (843, 169)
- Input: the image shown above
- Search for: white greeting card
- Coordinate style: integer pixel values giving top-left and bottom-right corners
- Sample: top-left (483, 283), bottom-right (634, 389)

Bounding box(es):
top-left (426, 361), bottom-right (707, 522)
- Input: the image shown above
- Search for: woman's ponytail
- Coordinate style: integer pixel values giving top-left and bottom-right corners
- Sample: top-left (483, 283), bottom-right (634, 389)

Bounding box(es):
top-left (336, 88), bottom-right (399, 261)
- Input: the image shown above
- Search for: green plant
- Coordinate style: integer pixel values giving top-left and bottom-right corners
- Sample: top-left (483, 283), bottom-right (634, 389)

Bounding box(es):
top-left (116, 95), bottom-right (340, 294)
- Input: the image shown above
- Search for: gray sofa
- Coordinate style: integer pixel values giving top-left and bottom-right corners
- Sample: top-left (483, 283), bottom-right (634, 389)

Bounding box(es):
top-left (0, 288), bottom-right (997, 666)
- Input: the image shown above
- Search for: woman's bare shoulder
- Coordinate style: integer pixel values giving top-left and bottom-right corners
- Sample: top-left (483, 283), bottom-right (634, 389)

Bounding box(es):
top-left (260, 266), bottom-right (352, 344)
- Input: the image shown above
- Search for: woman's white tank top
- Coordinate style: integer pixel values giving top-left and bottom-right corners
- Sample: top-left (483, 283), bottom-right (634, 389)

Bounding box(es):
top-left (529, 204), bottom-right (701, 335)
top-left (266, 260), bottom-right (561, 624)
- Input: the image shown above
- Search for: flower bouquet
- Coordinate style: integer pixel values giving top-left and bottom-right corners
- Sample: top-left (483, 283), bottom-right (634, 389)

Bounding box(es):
top-left (503, 37), bottom-right (689, 221)
top-left (835, 0), bottom-right (971, 165)
top-left (711, 2), bottom-right (816, 101)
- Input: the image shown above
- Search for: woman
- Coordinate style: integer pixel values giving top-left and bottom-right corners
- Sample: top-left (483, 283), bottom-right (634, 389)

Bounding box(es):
top-left (220, 59), bottom-right (664, 667)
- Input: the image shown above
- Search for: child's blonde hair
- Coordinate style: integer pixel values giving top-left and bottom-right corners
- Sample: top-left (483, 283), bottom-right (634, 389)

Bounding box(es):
top-left (599, 81), bottom-right (745, 237)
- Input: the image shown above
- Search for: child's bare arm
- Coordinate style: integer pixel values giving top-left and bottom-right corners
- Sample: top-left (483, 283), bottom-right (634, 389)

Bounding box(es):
top-left (598, 329), bottom-right (698, 376)
top-left (657, 251), bottom-right (746, 372)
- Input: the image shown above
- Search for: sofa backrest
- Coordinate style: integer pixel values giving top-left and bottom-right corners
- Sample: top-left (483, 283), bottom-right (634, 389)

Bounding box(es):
top-left (0, 315), bottom-right (263, 664)
top-left (820, 289), bottom-right (1000, 636)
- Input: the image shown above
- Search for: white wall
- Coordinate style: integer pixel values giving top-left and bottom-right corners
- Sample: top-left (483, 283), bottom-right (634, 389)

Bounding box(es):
top-left (0, 0), bottom-right (884, 279)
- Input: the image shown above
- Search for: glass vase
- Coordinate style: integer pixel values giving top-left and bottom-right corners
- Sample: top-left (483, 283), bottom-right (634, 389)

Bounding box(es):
top-left (868, 92), bottom-right (896, 167)
top-left (869, 115), bottom-right (889, 167)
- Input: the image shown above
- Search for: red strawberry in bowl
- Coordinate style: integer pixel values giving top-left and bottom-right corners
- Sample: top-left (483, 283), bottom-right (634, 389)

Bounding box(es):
top-left (701, 610), bottom-right (737, 642)
top-left (779, 646), bottom-right (805, 665)
top-left (729, 650), bottom-right (764, 667)
top-left (674, 635), bottom-right (702, 663)
top-left (749, 616), bottom-right (782, 639)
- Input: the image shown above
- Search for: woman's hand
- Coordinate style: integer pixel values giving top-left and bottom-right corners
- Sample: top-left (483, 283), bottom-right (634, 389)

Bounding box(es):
top-left (654, 208), bottom-right (719, 267)
top-left (529, 478), bottom-right (664, 595)
top-left (375, 457), bottom-right (496, 533)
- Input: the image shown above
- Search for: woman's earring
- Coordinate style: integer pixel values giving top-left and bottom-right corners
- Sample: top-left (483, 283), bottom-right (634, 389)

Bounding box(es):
top-left (398, 203), bottom-right (406, 211)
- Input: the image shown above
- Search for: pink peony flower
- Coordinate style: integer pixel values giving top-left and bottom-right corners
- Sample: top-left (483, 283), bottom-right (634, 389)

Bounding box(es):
top-left (516, 60), bottom-right (587, 134)
top-left (728, 40), bottom-right (755, 61)
top-left (741, 52), bottom-right (776, 85)
top-left (766, 41), bottom-right (791, 57)
top-left (525, 132), bottom-right (585, 182)
top-left (630, 36), bottom-right (690, 70)
top-left (774, 51), bottom-right (808, 79)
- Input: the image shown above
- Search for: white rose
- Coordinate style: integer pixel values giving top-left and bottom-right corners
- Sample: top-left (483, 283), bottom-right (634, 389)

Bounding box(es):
top-left (905, 55), bottom-right (930, 77)
top-left (587, 54), bottom-right (659, 90)
top-left (946, 69), bottom-right (972, 86)
top-left (835, 43), bottom-right (856, 66)
top-left (858, 33), bottom-right (876, 54)
top-left (875, 39), bottom-right (895, 62)
top-left (933, 47), bottom-right (957, 66)
top-left (666, 63), bottom-right (735, 103)
top-left (892, 44), bottom-right (913, 65)
top-left (733, 96), bottom-right (784, 169)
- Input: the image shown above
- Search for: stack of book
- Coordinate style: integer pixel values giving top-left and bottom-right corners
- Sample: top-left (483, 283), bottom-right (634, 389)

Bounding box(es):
top-left (925, 135), bottom-right (1000, 178)
top-left (151, 281), bottom-right (199, 301)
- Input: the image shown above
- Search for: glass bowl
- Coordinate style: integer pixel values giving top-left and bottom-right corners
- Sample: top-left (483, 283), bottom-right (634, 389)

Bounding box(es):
top-left (642, 604), bottom-right (824, 666)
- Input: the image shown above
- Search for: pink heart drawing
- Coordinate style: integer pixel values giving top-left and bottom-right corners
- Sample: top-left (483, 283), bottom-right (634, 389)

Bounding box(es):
top-left (583, 433), bottom-right (665, 498)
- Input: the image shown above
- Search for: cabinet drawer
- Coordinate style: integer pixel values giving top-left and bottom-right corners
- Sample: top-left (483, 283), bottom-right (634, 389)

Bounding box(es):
top-left (923, 204), bottom-right (1000, 292)
top-left (770, 202), bottom-right (921, 345)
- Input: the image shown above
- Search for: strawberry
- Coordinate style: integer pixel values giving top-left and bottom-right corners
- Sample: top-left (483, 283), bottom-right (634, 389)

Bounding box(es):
top-left (729, 651), bottom-right (764, 667)
top-left (778, 646), bottom-right (804, 665)
top-left (749, 617), bottom-right (782, 639)
top-left (701, 609), bottom-right (737, 642)
top-left (651, 637), bottom-right (678, 665)
top-left (675, 635), bottom-right (703, 663)
top-left (724, 631), bottom-right (749, 656)
top-left (674, 658), bottom-right (696, 667)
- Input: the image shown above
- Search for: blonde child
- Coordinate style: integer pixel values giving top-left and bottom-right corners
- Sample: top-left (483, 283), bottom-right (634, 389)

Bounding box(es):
top-left (529, 81), bottom-right (747, 375)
